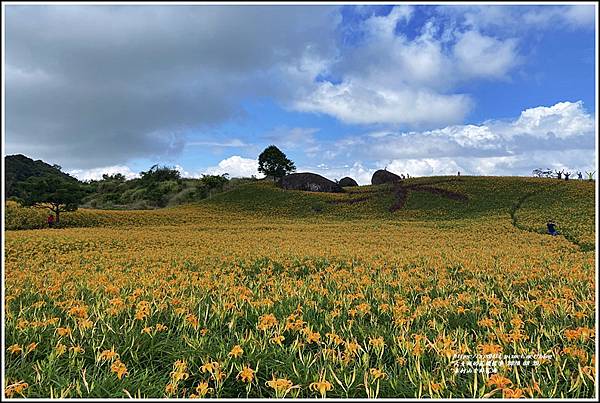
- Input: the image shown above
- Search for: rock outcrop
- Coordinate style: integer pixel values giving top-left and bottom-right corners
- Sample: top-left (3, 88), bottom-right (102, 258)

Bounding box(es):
top-left (278, 172), bottom-right (343, 193)
top-left (339, 177), bottom-right (359, 187)
top-left (371, 169), bottom-right (402, 185)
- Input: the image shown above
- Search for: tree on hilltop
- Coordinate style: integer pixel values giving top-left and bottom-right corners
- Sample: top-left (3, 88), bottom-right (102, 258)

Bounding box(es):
top-left (139, 165), bottom-right (181, 184)
top-left (102, 173), bottom-right (126, 182)
top-left (258, 145), bottom-right (296, 179)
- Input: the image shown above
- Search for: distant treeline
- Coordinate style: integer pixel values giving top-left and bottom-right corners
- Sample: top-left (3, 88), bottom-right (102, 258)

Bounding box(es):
top-left (5, 154), bottom-right (256, 210)
top-left (83, 165), bottom-right (256, 209)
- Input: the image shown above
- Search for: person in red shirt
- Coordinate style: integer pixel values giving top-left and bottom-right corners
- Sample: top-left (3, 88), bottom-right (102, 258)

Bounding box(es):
top-left (47, 214), bottom-right (55, 228)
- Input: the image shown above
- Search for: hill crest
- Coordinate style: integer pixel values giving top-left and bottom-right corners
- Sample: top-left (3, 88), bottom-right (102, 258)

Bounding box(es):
top-left (4, 154), bottom-right (80, 198)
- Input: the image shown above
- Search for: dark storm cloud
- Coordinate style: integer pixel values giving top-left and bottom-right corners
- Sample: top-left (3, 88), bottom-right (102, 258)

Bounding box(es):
top-left (5, 5), bottom-right (339, 168)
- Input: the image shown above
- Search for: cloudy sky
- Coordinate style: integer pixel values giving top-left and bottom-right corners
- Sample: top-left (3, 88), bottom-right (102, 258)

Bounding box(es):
top-left (4, 3), bottom-right (597, 183)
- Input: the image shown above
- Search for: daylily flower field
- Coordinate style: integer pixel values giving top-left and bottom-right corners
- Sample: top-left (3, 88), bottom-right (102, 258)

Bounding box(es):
top-left (4, 177), bottom-right (596, 398)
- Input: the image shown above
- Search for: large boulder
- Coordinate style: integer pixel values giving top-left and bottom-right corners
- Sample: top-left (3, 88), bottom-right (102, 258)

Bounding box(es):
top-left (278, 172), bottom-right (343, 193)
top-left (339, 177), bottom-right (359, 187)
top-left (371, 169), bottom-right (402, 185)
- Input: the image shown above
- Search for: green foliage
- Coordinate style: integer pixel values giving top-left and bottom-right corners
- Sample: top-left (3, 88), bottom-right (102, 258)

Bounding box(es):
top-left (167, 187), bottom-right (198, 206)
top-left (82, 168), bottom-right (236, 209)
top-left (6, 156), bottom-right (244, 211)
top-left (144, 180), bottom-right (182, 207)
top-left (139, 165), bottom-right (181, 185)
top-left (258, 145), bottom-right (296, 179)
top-left (102, 173), bottom-right (126, 182)
top-left (5, 154), bottom-right (80, 198)
top-left (15, 175), bottom-right (87, 223)
top-left (201, 174), bottom-right (229, 190)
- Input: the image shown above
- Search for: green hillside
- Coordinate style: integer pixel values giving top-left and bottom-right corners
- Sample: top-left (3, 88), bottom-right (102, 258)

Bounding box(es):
top-left (201, 180), bottom-right (395, 219)
top-left (4, 154), bottom-right (79, 198)
top-left (5, 176), bottom-right (595, 250)
top-left (202, 176), bottom-right (595, 248)
top-left (4, 154), bottom-right (241, 209)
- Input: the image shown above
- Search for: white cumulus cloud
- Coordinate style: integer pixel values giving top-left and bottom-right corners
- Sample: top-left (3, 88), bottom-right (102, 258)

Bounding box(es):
top-left (387, 158), bottom-right (463, 177)
top-left (453, 30), bottom-right (519, 79)
top-left (294, 81), bottom-right (472, 127)
top-left (68, 165), bottom-right (140, 181)
top-left (300, 162), bottom-right (374, 186)
top-left (291, 6), bottom-right (520, 128)
top-left (202, 156), bottom-right (264, 178)
top-left (317, 101), bottom-right (595, 179)
top-left (508, 101), bottom-right (595, 139)
top-left (441, 5), bottom-right (595, 33)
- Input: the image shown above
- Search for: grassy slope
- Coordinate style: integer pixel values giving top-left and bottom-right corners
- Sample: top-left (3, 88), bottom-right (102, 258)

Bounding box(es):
top-left (5, 176), bottom-right (595, 249)
top-left (202, 177), bottom-right (595, 248)
top-left (514, 180), bottom-right (596, 251)
top-left (200, 180), bottom-right (396, 219)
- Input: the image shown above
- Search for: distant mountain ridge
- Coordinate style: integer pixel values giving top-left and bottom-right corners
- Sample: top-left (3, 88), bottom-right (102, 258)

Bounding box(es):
top-left (4, 154), bottom-right (80, 198)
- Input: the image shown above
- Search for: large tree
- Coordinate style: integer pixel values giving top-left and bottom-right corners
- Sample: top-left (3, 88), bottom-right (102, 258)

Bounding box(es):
top-left (139, 165), bottom-right (181, 184)
top-left (258, 145), bottom-right (296, 179)
top-left (16, 175), bottom-right (86, 224)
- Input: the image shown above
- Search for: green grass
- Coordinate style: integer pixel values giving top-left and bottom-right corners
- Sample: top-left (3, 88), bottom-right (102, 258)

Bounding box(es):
top-left (5, 176), bottom-right (595, 251)
top-left (200, 180), bottom-right (397, 219)
top-left (202, 176), bottom-right (596, 251)
top-left (513, 180), bottom-right (595, 250)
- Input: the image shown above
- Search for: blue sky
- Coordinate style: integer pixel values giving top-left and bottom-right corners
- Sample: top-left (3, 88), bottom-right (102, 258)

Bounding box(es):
top-left (4, 4), bottom-right (597, 183)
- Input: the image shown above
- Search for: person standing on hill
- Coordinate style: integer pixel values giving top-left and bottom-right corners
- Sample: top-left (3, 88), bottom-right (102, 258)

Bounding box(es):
top-left (47, 214), bottom-right (55, 228)
top-left (547, 220), bottom-right (558, 236)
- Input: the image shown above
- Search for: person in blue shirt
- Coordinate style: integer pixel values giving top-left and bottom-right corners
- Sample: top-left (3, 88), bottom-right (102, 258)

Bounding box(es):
top-left (547, 220), bottom-right (558, 236)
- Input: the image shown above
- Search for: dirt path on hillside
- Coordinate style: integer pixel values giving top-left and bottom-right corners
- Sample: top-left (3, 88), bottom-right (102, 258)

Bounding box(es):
top-left (329, 178), bottom-right (469, 212)
top-left (389, 180), bottom-right (468, 212)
